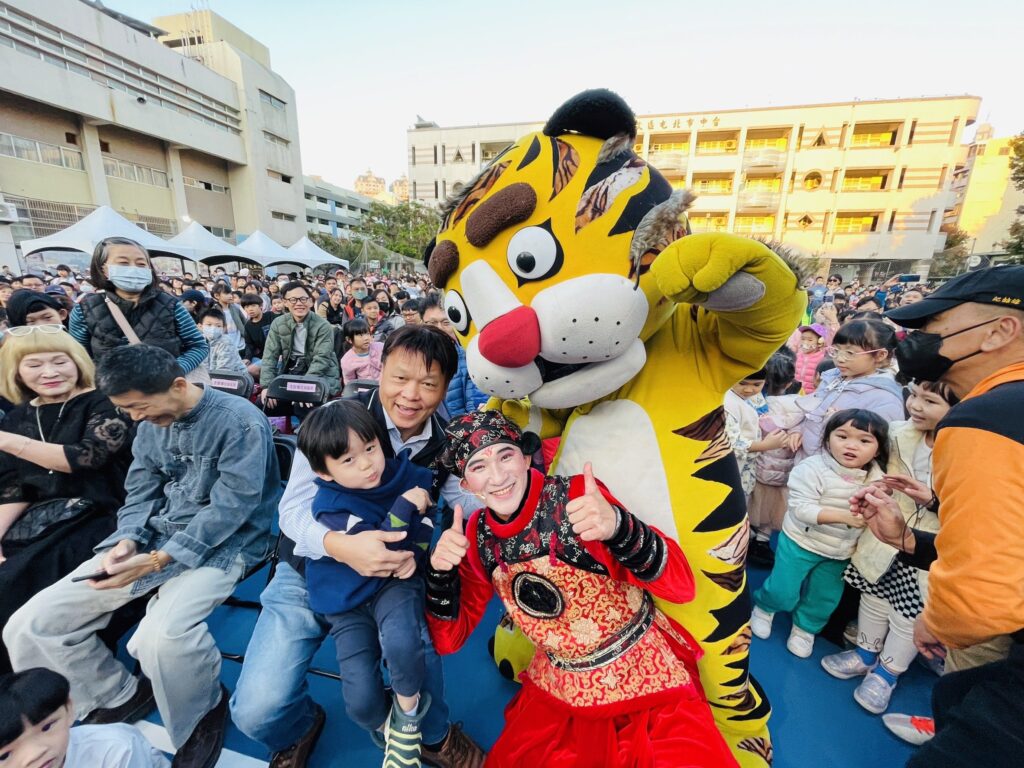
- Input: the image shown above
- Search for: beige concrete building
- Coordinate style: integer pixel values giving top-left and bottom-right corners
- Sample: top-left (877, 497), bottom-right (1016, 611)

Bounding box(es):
top-left (407, 95), bottom-right (981, 280)
top-left (354, 169), bottom-right (385, 198)
top-left (947, 127), bottom-right (1023, 261)
top-left (0, 0), bottom-right (305, 269)
top-left (390, 175), bottom-right (409, 203)
top-left (304, 174), bottom-right (374, 239)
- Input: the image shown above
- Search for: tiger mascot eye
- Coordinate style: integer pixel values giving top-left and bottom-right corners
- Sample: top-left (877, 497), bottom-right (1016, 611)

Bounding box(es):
top-left (424, 89), bottom-right (805, 767)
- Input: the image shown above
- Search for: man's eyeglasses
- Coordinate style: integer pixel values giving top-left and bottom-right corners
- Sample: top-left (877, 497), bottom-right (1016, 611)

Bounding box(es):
top-left (825, 346), bottom-right (884, 362)
top-left (284, 296), bottom-right (311, 305)
top-left (6, 323), bottom-right (66, 336)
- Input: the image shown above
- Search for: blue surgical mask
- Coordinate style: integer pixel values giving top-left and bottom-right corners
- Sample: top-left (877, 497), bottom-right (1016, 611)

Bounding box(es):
top-left (107, 265), bottom-right (152, 293)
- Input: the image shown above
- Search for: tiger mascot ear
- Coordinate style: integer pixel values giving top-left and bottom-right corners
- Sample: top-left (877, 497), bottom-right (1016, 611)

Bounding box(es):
top-left (542, 88), bottom-right (637, 141)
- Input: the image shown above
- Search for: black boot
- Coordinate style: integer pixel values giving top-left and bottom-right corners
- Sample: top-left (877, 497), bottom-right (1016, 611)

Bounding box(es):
top-left (171, 684), bottom-right (230, 768)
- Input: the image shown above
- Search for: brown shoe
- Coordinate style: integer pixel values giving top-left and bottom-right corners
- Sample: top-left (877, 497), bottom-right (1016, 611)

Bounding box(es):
top-left (172, 684), bottom-right (229, 768)
top-left (81, 676), bottom-right (156, 725)
top-left (269, 704), bottom-right (326, 768)
top-left (422, 723), bottom-right (485, 768)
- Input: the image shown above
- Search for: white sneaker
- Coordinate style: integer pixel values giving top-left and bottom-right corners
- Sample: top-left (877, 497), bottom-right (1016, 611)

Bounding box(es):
top-left (882, 713), bottom-right (935, 745)
top-left (854, 671), bottom-right (896, 714)
top-left (821, 649), bottom-right (875, 679)
top-left (750, 606), bottom-right (774, 639)
top-left (786, 626), bottom-right (815, 658)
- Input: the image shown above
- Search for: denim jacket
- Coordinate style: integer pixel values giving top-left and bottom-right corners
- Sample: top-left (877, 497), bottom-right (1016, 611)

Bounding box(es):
top-left (95, 386), bottom-right (280, 594)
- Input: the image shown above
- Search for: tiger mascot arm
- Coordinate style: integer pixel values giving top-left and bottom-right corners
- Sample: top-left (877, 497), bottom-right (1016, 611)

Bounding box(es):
top-left (650, 233), bottom-right (807, 391)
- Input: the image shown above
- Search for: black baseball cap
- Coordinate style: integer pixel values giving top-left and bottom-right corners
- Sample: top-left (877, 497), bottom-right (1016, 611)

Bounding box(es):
top-left (885, 265), bottom-right (1024, 329)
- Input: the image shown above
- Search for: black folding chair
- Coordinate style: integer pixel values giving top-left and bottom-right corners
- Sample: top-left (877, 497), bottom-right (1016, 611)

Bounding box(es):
top-left (208, 370), bottom-right (255, 400)
top-left (341, 379), bottom-right (379, 398)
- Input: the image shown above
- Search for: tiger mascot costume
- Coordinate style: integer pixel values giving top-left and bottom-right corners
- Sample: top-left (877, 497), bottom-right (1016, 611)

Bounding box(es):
top-left (423, 89), bottom-right (805, 766)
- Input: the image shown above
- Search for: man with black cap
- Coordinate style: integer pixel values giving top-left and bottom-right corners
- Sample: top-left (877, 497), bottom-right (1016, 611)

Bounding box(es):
top-left (852, 265), bottom-right (1024, 767)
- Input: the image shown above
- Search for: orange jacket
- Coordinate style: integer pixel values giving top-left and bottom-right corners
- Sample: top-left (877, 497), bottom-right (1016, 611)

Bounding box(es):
top-left (923, 362), bottom-right (1024, 648)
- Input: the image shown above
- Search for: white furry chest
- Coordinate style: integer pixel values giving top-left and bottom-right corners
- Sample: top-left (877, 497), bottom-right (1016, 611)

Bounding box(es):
top-left (553, 400), bottom-right (676, 540)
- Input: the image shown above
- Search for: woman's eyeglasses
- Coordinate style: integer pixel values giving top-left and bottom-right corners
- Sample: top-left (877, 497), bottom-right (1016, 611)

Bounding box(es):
top-left (6, 324), bottom-right (66, 336)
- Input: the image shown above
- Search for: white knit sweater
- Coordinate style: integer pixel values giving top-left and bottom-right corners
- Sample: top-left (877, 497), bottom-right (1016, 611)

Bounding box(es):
top-left (782, 452), bottom-right (883, 560)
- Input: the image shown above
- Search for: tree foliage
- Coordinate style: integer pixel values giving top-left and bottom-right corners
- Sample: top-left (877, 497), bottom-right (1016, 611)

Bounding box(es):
top-left (1009, 133), bottom-right (1024, 193)
top-left (932, 225), bottom-right (971, 277)
top-left (306, 232), bottom-right (363, 269)
top-left (356, 201), bottom-right (440, 260)
top-left (1001, 205), bottom-right (1024, 262)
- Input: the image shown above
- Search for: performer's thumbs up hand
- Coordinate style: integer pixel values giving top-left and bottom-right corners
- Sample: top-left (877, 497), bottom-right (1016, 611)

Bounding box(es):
top-left (566, 462), bottom-right (619, 542)
top-left (430, 505), bottom-right (470, 572)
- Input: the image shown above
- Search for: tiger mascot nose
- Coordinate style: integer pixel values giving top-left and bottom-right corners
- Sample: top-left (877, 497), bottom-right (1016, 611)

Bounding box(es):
top-left (478, 305), bottom-right (541, 369)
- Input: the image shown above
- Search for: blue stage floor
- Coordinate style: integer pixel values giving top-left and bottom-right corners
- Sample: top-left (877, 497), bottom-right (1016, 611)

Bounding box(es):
top-left (170, 561), bottom-right (932, 767)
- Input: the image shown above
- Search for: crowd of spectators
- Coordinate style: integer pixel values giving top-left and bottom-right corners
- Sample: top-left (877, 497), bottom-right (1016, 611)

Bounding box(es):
top-left (0, 245), bottom-right (1021, 768)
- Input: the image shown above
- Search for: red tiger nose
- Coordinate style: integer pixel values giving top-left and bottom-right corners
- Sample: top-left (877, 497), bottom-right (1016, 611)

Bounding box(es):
top-left (478, 306), bottom-right (541, 368)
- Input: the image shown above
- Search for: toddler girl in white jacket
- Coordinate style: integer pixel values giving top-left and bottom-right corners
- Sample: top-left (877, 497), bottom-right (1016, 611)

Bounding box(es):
top-left (751, 408), bottom-right (889, 658)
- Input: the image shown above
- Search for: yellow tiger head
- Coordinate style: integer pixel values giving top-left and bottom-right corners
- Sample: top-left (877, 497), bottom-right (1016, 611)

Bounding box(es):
top-left (424, 89), bottom-right (692, 410)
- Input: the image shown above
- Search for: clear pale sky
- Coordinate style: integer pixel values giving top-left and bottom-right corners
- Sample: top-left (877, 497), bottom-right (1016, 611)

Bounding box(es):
top-left (123, 0), bottom-right (1022, 190)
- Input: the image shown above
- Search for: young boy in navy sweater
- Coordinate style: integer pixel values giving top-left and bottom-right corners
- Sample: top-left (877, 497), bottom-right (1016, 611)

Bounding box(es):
top-left (297, 400), bottom-right (435, 767)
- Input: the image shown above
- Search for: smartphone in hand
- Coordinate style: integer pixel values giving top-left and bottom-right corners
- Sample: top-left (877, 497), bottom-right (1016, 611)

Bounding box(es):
top-left (71, 570), bottom-right (112, 583)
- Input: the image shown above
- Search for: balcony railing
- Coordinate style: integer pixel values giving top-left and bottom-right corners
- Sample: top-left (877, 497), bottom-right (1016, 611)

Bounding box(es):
top-left (742, 148), bottom-right (786, 171)
top-left (647, 150), bottom-right (687, 172)
top-left (737, 190), bottom-right (781, 210)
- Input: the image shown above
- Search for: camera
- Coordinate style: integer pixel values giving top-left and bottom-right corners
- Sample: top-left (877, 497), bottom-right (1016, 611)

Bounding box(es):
top-left (136, 95), bottom-right (147, 104)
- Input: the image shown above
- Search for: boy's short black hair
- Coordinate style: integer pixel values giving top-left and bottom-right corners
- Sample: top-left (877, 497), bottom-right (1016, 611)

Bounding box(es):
top-left (0, 668), bottom-right (70, 746)
top-left (740, 366), bottom-right (768, 382)
top-left (382, 324), bottom-right (458, 384)
top-left (198, 307), bottom-right (225, 324)
top-left (96, 344), bottom-right (184, 396)
top-left (298, 400), bottom-right (385, 475)
top-left (239, 293), bottom-right (263, 308)
top-left (419, 293), bottom-right (443, 316)
top-left (815, 358), bottom-right (837, 376)
top-left (281, 281), bottom-right (311, 298)
top-left (343, 317), bottom-right (370, 339)
top-left (210, 282), bottom-right (232, 297)
top-left (400, 299), bottom-right (421, 315)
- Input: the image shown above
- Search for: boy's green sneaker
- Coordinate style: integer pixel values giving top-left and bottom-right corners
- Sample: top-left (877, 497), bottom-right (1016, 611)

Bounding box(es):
top-left (383, 691), bottom-right (431, 768)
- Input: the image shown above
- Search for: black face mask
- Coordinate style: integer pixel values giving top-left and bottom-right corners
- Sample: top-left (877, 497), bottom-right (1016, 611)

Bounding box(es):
top-left (378, 302), bottom-right (391, 315)
top-left (895, 317), bottom-right (1000, 382)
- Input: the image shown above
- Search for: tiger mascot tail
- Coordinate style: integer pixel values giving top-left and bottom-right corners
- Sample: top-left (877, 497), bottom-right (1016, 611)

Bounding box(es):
top-left (424, 89), bottom-right (806, 767)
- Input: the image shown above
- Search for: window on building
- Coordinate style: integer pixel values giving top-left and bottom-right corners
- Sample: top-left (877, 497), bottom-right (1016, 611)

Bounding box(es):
top-left (812, 132), bottom-right (827, 148)
top-left (13, 136), bottom-right (38, 162)
top-left (999, 146), bottom-right (1010, 156)
top-left (689, 214), bottom-right (729, 233)
top-left (64, 132), bottom-right (77, 145)
top-left (61, 147), bottom-right (83, 170)
top-left (304, 193), bottom-right (313, 200)
top-left (693, 177), bottom-right (732, 194)
top-left (267, 169), bottom-right (293, 183)
top-left (306, 216), bottom-right (314, 223)
top-left (744, 176), bottom-right (781, 191)
top-left (259, 90), bottom-right (287, 110)
top-left (263, 131), bottom-right (290, 147)
top-left (834, 214), bottom-right (879, 234)
top-left (798, 215), bottom-right (814, 229)
top-left (99, 140), bottom-right (110, 153)
top-left (804, 172), bottom-right (823, 190)
top-left (733, 216), bottom-right (775, 234)
top-left (841, 172), bottom-right (887, 192)
top-left (271, 211), bottom-right (296, 221)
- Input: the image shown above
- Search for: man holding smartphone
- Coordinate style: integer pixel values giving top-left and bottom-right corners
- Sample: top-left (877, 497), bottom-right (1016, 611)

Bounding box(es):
top-left (4, 344), bottom-right (281, 768)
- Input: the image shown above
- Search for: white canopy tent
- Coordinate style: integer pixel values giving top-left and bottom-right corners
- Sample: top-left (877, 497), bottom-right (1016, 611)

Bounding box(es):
top-left (235, 230), bottom-right (292, 268)
top-left (167, 221), bottom-right (246, 264)
top-left (286, 236), bottom-right (349, 270)
top-left (18, 205), bottom-right (195, 260)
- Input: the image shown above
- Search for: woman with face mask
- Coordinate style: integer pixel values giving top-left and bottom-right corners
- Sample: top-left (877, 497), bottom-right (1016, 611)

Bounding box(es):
top-left (68, 238), bottom-right (208, 374)
top-left (369, 288), bottom-right (404, 342)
